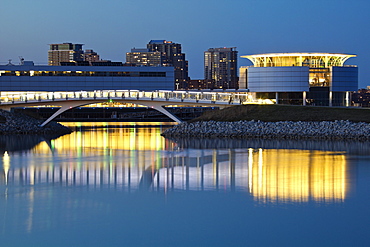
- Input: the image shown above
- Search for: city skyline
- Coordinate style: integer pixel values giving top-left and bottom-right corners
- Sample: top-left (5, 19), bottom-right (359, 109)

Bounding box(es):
top-left (1, 0), bottom-right (369, 87)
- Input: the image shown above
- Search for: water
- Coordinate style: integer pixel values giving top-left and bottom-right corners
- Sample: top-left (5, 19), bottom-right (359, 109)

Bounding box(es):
top-left (1, 122), bottom-right (370, 247)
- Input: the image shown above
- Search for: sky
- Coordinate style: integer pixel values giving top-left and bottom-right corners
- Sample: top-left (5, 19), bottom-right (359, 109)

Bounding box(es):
top-left (1, 0), bottom-right (370, 88)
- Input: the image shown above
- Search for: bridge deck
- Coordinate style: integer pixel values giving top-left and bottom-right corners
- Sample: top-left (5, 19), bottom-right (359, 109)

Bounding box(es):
top-left (0, 90), bottom-right (261, 125)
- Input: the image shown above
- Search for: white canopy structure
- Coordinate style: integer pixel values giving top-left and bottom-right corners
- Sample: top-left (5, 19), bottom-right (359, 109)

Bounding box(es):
top-left (241, 53), bottom-right (356, 68)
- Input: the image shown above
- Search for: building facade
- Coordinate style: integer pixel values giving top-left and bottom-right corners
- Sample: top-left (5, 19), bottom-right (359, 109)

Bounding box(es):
top-left (126, 48), bottom-right (166, 67)
top-left (239, 53), bottom-right (358, 106)
top-left (126, 40), bottom-right (189, 89)
top-left (0, 61), bottom-right (174, 91)
top-left (84, 49), bottom-right (100, 63)
top-left (204, 47), bottom-right (238, 89)
top-left (48, 43), bottom-right (84, 66)
top-left (187, 79), bottom-right (215, 90)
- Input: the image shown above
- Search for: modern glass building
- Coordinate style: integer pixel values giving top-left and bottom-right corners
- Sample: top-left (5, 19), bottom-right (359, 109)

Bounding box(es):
top-left (239, 53), bottom-right (358, 106)
top-left (0, 61), bottom-right (174, 92)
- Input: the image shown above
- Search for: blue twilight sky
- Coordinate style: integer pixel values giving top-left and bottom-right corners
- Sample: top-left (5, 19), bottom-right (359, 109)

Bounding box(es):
top-left (1, 0), bottom-right (369, 88)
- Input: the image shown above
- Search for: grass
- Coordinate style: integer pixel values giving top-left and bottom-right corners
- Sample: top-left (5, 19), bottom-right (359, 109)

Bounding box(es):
top-left (189, 104), bottom-right (370, 123)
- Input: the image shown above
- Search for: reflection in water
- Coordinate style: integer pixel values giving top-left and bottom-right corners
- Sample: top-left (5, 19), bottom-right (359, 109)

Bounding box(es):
top-left (168, 137), bottom-right (370, 155)
top-left (2, 151), bottom-right (10, 185)
top-left (249, 148), bottom-right (347, 203)
top-left (0, 122), bottom-right (351, 205)
top-left (0, 122), bottom-right (358, 238)
top-left (0, 134), bottom-right (61, 154)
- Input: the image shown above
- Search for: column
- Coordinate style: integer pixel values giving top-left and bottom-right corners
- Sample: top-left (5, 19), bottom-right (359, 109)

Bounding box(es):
top-left (275, 92), bottom-right (279, 104)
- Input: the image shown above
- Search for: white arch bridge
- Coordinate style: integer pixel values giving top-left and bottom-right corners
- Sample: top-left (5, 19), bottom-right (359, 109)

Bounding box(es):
top-left (0, 90), bottom-right (259, 126)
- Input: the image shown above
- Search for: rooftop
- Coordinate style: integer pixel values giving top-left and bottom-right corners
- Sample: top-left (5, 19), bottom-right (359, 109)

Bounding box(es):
top-left (241, 52), bottom-right (357, 68)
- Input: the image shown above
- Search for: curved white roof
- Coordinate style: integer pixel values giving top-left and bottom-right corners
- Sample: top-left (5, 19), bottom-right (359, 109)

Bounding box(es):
top-left (241, 53), bottom-right (356, 67)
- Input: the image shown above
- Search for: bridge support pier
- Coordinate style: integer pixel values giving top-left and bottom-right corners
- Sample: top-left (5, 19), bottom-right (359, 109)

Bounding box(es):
top-left (39, 100), bottom-right (183, 127)
top-left (40, 100), bottom-right (98, 127)
top-left (0, 105), bottom-right (13, 112)
top-left (140, 101), bottom-right (183, 124)
top-left (41, 105), bottom-right (73, 127)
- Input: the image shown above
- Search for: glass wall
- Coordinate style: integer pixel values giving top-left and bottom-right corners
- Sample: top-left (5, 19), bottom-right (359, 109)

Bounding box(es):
top-left (309, 68), bottom-right (331, 87)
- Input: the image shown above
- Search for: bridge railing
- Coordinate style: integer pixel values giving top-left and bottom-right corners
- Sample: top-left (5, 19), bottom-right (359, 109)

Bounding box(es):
top-left (0, 90), bottom-right (257, 105)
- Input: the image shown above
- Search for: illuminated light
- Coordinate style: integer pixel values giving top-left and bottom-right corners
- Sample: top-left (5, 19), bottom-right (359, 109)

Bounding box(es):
top-left (29, 166), bottom-right (35, 185)
top-left (248, 148), bottom-right (254, 193)
top-left (242, 53), bottom-right (356, 68)
top-left (257, 98), bottom-right (275, 104)
top-left (3, 151), bottom-right (10, 185)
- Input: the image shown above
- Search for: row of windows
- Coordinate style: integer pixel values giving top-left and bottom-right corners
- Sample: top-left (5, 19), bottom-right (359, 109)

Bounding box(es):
top-left (0, 71), bottom-right (166, 77)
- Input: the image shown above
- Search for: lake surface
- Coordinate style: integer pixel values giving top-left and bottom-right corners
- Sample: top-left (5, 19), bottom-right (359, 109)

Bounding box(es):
top-left (1, 122), bottom-right (370, 247)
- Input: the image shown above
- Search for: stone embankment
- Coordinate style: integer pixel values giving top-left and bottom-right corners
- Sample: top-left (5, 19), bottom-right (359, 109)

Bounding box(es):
top-left (0, 109), bottom-right (72, 135)
top-left (161, 120), bottom-right (370, 140)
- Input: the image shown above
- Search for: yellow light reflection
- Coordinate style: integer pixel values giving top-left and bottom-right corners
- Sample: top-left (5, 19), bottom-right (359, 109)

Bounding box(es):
top-left (33, 124), bottom-right (167, 155)
top-left (7, 123), bottom-right (351, 205)
top-left (248, 148), bottom-right (253, 194)
top-left (249, 149), bottom-right (348, 204)
top-left (3, 151), bottom-right (10, 185)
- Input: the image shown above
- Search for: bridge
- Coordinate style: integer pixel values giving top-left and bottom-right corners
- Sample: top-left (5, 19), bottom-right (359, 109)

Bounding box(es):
top-left (0, 90), bottom-right (259, 126)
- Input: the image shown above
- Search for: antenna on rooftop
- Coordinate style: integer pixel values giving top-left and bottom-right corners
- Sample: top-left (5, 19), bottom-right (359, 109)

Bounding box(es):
top-left (19, 56), bottom-right (24, 65)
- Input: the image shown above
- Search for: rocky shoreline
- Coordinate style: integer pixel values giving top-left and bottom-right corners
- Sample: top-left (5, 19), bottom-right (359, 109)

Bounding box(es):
top-left (0, 109), bottom-right (72, 135)
top-left (161, 120), bottom-right (370, 141)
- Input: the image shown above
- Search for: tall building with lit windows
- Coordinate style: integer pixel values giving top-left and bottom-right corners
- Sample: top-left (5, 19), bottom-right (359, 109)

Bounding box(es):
top-left (239, 53), bottom-right (358, 106)
top-left (126, 40), bottom-right (189, 89)
top-left (84, 49), bottom-right (100, 62)
top-left (48, 43), bottom-right (84, 66)
top-left (204, 47), bottom-right (238, 89)
top-left (126, 48), bottom-right (166, 67)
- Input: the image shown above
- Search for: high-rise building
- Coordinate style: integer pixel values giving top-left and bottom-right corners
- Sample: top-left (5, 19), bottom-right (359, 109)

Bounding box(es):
top-left (126, 48), bottom-right (166, 67)
top-left (126, 40), bottom-right (189, 89)
top-left (147, 40), bottom-right (189, 89)
top-left (48, 43), bottom-right (84, 66)
top-left (84, 49), bottom-right (100, 63)
top-left (204, 47), bottom-right (238, 89)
